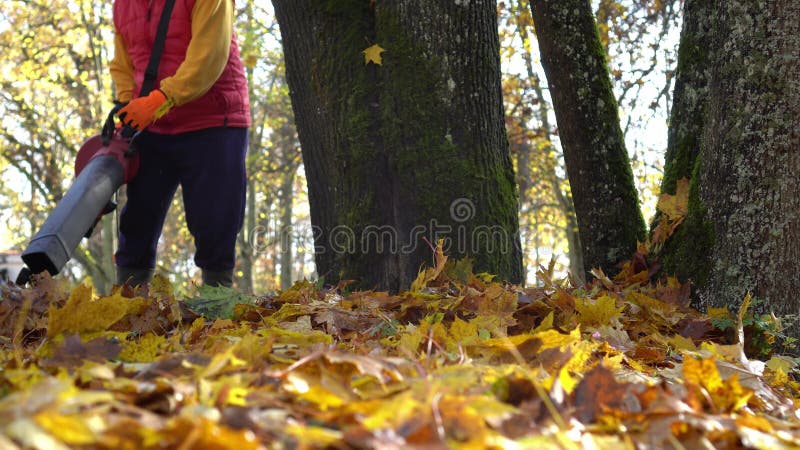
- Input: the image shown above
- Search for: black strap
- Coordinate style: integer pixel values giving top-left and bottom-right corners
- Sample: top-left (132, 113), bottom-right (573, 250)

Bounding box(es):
top-left (139, 0), bottom-right (177, 97)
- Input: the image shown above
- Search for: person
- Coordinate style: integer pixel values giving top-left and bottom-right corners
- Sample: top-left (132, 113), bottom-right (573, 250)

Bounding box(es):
top-left (109, 0), bottom-right (250, 287)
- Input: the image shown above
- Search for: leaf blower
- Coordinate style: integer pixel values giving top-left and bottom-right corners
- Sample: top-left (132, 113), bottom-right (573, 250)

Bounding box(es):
top-left (14, 109), bottom-right (140, 285)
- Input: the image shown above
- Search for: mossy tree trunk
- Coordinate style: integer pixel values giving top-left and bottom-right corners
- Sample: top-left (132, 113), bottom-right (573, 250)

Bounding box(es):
top-left (530, 0), bottom-right (646, 277)
top-left (664, 0), bottom-right (800, 320)
top-left (656, 0), bottom-right (713, 288)
top-left (273, 0), bottom-right (523, 291)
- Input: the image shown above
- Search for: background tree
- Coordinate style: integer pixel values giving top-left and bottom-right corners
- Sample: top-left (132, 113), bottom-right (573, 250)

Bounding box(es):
top-left (232, 1), bottom-right (305, 293)
top-left (529, 0), bottom-right (646, 276)
top-left (273, 0), bottom-right (523, 291)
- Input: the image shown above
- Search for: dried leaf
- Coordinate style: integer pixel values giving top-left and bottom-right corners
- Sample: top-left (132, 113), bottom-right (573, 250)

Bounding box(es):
top-left (362, 44), bottom-right (385, 65)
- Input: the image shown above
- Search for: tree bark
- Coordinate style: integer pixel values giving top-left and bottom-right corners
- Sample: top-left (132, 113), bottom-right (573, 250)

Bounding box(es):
top-left (657, 0), bottom-right (713, 286)
top-left (691, 0), bottom-right (800, 319)
top-left (530, 0), bottom-right (645, 277)
top-left (274, 0), bottom-right (523, 291)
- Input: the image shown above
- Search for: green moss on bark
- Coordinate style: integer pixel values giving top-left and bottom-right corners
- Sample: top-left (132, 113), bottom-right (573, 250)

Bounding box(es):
top-left (659, 159), bottom-right (715, 291)
top-left (375, 10), bottom-right (521, 281)
top-left (660, 6), bottom-right (709, 195)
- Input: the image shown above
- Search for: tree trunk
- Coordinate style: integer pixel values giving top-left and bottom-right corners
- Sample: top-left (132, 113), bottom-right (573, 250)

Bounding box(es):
top-left (656, 0), bottom-right (713, 286)
top-left (530, 0), bottom-right (645, 277)
top-left (274, 0), bottom-right (523, 291)
top-left (236, 0), bottom-right (264, 294)
top-left (691, 0), bottom-right (800, 319)
top-left (237, 176), bottom-right (256, 293)
top-left (279, 153), bottom-right (295, 290)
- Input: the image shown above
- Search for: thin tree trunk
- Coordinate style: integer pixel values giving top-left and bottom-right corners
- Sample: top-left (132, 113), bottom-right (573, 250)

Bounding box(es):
top-left (236, 0), bottom-right (261, 294)
top-left (279, 154), bottom-right (295, 290)
top-left (530, 0), bottom-right (645, 277)
top-left (237, 176), bottom-right (256, 293)
top-left (274, 0), bottom-right (523, 291)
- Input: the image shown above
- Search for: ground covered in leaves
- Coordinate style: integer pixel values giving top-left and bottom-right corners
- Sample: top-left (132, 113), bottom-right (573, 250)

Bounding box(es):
top-left (1, 246), bottom-right (799, 449)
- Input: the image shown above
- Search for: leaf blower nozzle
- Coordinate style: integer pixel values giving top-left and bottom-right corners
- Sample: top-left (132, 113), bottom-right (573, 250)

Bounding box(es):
top-left (16, 112), bottom-right (140, 285)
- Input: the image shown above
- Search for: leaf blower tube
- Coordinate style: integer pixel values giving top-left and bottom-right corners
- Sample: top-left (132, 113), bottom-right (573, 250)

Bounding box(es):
top-left (16, 109), bottom-right (140, 285)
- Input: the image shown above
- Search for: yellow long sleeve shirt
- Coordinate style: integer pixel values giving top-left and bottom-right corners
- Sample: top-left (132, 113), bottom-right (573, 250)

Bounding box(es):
top-left (109, 0), bottom-right (233, 107)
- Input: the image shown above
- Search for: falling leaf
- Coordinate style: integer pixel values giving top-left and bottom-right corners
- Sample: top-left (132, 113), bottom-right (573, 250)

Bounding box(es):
top-left (362, 44), bottom-right (385, 65)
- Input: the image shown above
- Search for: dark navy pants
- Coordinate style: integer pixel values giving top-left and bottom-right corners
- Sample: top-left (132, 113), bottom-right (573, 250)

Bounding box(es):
top-left (116, 127), bottom-right (248, 272)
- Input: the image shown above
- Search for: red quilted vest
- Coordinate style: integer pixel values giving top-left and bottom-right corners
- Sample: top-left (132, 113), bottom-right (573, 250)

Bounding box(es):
top-left (113, 0), bottom-right (251, 134)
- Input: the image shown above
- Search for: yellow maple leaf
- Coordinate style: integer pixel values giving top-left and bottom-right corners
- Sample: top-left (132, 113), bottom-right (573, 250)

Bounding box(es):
top-left (47, 285), bottom-right (147, 338)
top-left (363, 44), bottom-right (385, 65)
top-left (683, 356), bottom-right (753, 412)
top-left (449, 317), bottom-right (480, 347)
top-left (765, 355), bottom-right (795, 374)
top-left (575, 295), bottom-right (624, 327)
top-left (284, 372), bottom-right (347, 410)
top-left (118, 332), bottom-right (168, 363)
top-left (656, 177), bottom-right (690, 220)
top-left (683, 355), bottom-right (724, 392)
top-left (287, 424), bottom-right (343, 448)
top-left (667, 334), bottom-right (697, 351)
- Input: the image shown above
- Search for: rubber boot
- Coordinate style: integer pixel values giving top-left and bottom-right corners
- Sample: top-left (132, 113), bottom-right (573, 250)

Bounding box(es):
top-left (202, 269), bottom-right (234, 288)
top-left (116, 266), bottom-right (154, 286)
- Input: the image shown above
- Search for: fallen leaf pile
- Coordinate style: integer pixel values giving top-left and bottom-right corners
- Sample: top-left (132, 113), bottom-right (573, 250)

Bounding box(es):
top-left (1, 241), bottom-right (799, 449)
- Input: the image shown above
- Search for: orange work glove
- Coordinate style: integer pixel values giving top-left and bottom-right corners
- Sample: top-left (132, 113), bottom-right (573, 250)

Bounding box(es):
top-left (117, 89), bottom-right (174, 131)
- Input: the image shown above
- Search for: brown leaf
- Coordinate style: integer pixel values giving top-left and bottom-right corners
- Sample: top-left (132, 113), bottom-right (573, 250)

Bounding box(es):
top-left (313, 307), bottom-right (377, 336)
top-left (43, 334), bottom-right (121, 368)
top-left (572, 365), bottom-right (633, 423)
top-left (678, 318), bottom-right (714, 340)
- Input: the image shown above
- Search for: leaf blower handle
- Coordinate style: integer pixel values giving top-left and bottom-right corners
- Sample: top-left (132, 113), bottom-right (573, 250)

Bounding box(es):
top-left (101, 103), bottom-right (140, 154)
